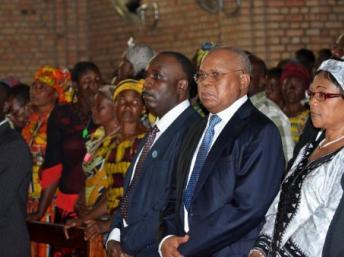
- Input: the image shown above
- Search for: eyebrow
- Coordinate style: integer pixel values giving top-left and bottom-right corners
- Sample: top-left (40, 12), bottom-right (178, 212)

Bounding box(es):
top-left (313, 85), bottom-right (327, 90)
top-left (150, 67), bottom-right (161, 72)
top-left (199, 68), bottom-right (224, 73)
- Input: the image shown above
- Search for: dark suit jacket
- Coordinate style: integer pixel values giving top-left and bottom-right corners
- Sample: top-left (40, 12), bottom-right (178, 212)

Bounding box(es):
top-left (0, 121), bottom-right (31, 257)
top-left (110, 106), bottom-right (201, 257)
top-left (322, 174), bottom-right (344, 257)
top-left (162, 100), bottom-right (285, 257)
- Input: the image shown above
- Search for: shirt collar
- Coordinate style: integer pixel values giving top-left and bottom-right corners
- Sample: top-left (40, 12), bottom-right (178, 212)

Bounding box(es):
top-left (0, 118), bottom-right (9, 127)
top-left (210, 95), bottom-right (248, 125)
top-left (155, 100), bottom-right (190, 134)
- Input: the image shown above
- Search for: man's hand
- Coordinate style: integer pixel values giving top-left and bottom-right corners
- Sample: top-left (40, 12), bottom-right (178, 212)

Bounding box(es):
top-left (248, 249), bottom-right (265, 257)
top-left (106, 240), bottom-right (125, 257)
top-left (161, 235), bottom-right (189, 257)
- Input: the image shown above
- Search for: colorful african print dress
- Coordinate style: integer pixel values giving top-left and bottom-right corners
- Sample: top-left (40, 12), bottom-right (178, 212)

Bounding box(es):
top-left (22, 109), bottom-right (55, 257)
top-left (106, 133), bottom-right (145, 213)
top-left (83, 127), bottom-right (119, 208)
top-left (289, 109), bottom-right (309, 144)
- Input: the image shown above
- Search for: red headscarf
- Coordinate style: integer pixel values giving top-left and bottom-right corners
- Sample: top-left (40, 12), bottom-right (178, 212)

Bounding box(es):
top-left (280, 62), bottom-right (311, 88)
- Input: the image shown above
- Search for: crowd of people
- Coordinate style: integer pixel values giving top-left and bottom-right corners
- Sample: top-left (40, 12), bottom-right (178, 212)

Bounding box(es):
top-left (0, 33), bottom-right (344, 257)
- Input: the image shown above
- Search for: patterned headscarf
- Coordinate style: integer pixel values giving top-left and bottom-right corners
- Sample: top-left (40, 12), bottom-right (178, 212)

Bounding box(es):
top-left (280, 62), bottom-right (311, 88)
top-left (317, 59), bottom-right (344, 90)
top-left (193, 42), bottom-right (217, 68)
top-left (34, 65), bottom-right (72, 103)
top-left (113, 78), bottom-right (155, 126)
top-left (113, 79), bottom-right (144, 100)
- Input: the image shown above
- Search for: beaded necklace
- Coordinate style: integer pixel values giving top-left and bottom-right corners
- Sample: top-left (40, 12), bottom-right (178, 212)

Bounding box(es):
top-left (318, 134), bottom-right (344, 149)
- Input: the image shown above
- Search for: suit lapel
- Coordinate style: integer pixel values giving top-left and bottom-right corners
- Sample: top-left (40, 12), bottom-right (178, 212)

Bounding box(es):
top-left (143, 106), bottom-right (196, 166)
top-left (129, 106), bottom-right (199, 195)
top-left (192, 101), bottom-right (253, 200)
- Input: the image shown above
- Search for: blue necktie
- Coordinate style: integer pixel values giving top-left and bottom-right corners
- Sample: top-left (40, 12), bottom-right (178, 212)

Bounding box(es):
top-left (183, 114), bottom-right (221, 211)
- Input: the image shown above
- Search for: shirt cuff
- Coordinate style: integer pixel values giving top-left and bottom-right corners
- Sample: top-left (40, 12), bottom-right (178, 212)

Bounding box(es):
top-left (106, 228), bottom-right (121, 249)
top-left (158, 235), bottom-right (174, 257)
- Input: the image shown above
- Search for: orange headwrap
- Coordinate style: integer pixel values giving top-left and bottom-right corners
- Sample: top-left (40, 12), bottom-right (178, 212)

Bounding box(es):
top-left (34, 65), bottom-right (72, 103)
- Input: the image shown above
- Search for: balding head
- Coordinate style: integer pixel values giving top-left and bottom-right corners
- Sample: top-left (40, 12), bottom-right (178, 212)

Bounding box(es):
top-left (206, 47), bottom-right (252, 74)
top-left (197, 47), bottom-right (251, 113)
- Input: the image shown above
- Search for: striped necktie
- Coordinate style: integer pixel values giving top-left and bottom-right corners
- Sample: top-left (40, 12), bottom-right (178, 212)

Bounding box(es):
top-left (120, 125), bottom-right (159, 220)
top-left (183, 115), bottom-right (221, 211)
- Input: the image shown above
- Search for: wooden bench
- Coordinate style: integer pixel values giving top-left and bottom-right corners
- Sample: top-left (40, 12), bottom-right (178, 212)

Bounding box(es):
top-left (27, 221), bottom-right (106, 257)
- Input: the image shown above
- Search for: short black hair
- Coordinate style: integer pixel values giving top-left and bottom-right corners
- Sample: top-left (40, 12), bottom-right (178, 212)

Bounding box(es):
top-left (267, 67), bottom-right (282, 79)
top-left (0, 82), bottom-right (10, 97)
top-left (159, 51), bottom-right (197, 98)
top-left (249, 54), bottom-right (267, 76)
top-left (318, 48), bottom-right (332, 61)
top-left (71, 61), bottom-right (101, 83)
top-left (8, 84), bottom-right (30, 106)
top-left (295, 48), bottom-right (315, 70)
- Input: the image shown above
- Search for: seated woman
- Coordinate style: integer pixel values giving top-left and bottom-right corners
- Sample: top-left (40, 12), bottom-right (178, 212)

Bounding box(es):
top-left (66, 79), bottom-right (147, 241)
top-left (249, 58), bottom-right (344, 257)
top-left (281, 62), bottom-right (311, 143)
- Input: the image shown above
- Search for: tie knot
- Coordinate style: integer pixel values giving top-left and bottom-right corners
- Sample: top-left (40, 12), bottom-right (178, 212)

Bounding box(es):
top-left (150, 125), bottom-right (159, 134)
top-left (208, 114), bottom-right (221, 129)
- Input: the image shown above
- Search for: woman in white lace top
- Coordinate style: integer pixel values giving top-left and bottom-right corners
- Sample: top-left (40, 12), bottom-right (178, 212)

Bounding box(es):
top-left (248, 58), bottom-right (344, 257)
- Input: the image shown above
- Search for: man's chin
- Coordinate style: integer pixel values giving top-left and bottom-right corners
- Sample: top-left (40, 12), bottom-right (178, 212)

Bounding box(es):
top-left (145, 105), bottom-right (159, 117)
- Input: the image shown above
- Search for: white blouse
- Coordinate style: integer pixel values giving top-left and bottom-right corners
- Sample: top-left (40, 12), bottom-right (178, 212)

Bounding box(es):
top-left (254, 144), bottom-right (344, 257)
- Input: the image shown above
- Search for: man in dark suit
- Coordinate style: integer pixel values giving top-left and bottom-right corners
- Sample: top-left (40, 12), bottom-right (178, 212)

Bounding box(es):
top-left (160, 47), bottom-right (285, 257)
top-left (106, 51), bottom-right (201, 257)
top-left (0, 83), bottom-right (31, 257)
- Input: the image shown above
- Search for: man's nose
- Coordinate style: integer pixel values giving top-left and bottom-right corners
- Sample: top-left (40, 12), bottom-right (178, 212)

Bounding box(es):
top-left (143, 79), bottom-right (153, 90)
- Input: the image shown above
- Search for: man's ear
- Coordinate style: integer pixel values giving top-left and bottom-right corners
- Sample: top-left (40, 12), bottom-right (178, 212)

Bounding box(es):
top-left (177, 79), bottom-right (188, 99)
top-left (240, 73), bottom-right (250, 93)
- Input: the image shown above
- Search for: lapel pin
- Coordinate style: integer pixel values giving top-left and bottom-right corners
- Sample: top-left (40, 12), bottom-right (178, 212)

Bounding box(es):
top-left (152, 150), bottom-right (158, 158)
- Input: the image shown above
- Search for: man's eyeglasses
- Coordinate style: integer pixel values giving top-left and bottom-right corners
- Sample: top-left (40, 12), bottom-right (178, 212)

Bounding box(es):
top-left (307, 90), bottom-right (344, 102)
top-left (193, 70), bottom-right (242, 83)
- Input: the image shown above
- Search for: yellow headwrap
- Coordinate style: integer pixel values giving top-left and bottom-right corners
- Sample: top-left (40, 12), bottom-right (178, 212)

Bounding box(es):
top-left (34, 65), bottom-right (72, 103)
top-left (113, 78), bottom-right (156, 125)
top-left (113, 79), bottom-right (144, 100)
